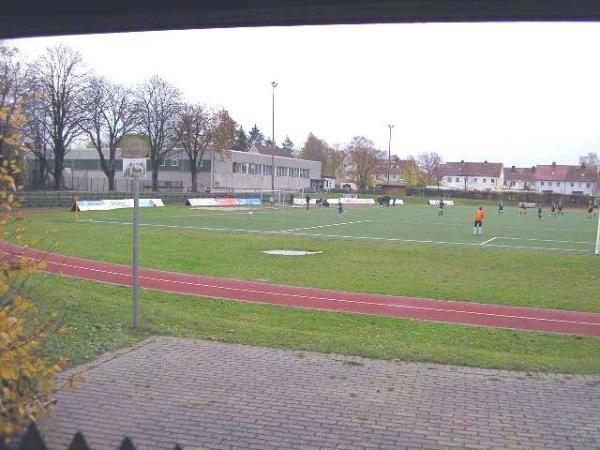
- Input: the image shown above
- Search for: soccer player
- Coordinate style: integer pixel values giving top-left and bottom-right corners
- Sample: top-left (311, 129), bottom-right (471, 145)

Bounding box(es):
top-left (537, 203), bottom-right (543, 220)
top-left (498, 199), bottom-right (504, 215)
top-left (519, 203), bottom-right (527, 216)
top-left (550, 202), bottom-right (556, 217)
top-left (337, 199), bottom-right (344, 215)
top-left (588, 202), bottom-right (594, 219)
top-left (473, 206), bottom-right (485, 235)
top-left (557, 200), bottom-right (563, 215)
top-left (438, 199), bottom-right (445, 216)
top-left (305, 194), bottom-right (310, 210)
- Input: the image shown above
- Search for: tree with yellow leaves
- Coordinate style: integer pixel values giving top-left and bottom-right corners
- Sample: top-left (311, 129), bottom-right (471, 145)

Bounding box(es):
top-left (0, 44), bottom-right (68, 443)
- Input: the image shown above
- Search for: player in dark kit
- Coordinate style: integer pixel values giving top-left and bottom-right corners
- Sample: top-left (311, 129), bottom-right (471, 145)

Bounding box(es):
top-left (537, 203), bottom-right (543, 220)
top-left (337, 199), bottom-right (344, 215)
top-left (438, 199), bottom-right (445, 216)
top-left (498, 200), bottom-right (504, 215)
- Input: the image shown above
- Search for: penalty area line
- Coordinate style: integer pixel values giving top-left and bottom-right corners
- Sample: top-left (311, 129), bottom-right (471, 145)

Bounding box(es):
top-left (480, 236), bottom-right (498, 246)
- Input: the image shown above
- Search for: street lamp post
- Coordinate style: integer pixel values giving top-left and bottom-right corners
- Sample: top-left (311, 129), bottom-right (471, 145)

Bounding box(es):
top-left (387, 124), bottom-right (394, 185)
top-left (271, 81), bottom-right (277, 199)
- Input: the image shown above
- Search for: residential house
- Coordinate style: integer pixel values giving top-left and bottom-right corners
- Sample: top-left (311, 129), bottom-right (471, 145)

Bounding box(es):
top-left (438, 161), bottom-right (504, 191)
top-left (503, 166), bottom-right (537, 191)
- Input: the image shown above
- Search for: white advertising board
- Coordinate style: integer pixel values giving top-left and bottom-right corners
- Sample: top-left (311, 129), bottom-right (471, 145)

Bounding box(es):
top-left (75, 199), bottom-right (164, 211)
top-left (429, 199), bottom-right (455, 206)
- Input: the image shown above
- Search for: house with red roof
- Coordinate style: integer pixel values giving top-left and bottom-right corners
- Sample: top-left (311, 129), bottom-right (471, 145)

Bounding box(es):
top-left (438, 160), bottom-right (504, 191)
top-left (503, 166), bottom-right (538, 191)
top-left (534, 162), bottom-right (598, 195)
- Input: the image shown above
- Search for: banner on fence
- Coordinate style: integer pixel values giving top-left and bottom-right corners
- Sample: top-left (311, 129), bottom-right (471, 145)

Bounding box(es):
top-left (74, 198), bottom-right (164, 211)
top-left (429, 199), bottom-right (455, 206)
top-left (186, 198), bottom-right (262, 207)
top-left (293, 197), bottom-right (376, 206)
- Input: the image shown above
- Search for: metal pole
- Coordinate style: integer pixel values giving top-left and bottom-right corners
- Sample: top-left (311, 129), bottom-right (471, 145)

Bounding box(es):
top-left (132, 177), bottom-right (140, 329)
top-left (387, 124), bottom-right (394, 185)
top-left (271, 81), bottom-right (277, 201)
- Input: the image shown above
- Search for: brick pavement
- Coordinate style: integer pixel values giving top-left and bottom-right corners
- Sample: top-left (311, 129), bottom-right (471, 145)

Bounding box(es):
top-left (39, 337), bottom-right (600, 450)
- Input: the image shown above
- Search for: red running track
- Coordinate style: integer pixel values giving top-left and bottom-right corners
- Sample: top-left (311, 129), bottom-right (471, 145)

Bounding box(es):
top-left (2, 242), bottom-right (599, 337)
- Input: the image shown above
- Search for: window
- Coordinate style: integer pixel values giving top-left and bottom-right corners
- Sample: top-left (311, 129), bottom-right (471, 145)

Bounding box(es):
top-left (160, 159), bottom-right (166, 167)
top-left (540, 181), bottom-right (545, 186)
top-left (249, 163), bottom-right (257, 175)
top-left (556, 182), bottom-right (560, 186)
top-left (300, 168), bottom-right (310, 178)
top-left (197, 159), bottom-right (204, 167)
top-left (263, 165), bottom-right (273, 176)
top-left (447, 177), bottom-right (452, 182)
top-left (511, 181), bottom-right (516, 186)
top-left (473, 178), bottom-right (478, 182)
top-left (570, 182), bottom-right (574, 187)
top-left (232, 162), bottom-right (240, 173)
top-left (276, 166), bottom-right (285, 177)
top-left (548, 181), bottom-right (552, 187)
top-left (482, 178), bottom-right (487, 183)
top-left (587, 183), bottom-right (591, 188)
top-left (491, 178), bottom-right (495, 183)
top-left (241, 162), bottom-right (248, 174)
top-left (171, 159), bottom-right (178, 167)
top-left (455, 177), bottom-right (460, 182)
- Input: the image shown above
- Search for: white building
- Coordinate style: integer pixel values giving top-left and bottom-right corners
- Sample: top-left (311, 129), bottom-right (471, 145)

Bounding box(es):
top-left (534, 163), bottom-right (598, 196)
top-left (438, 161), bottom-right (504, 191)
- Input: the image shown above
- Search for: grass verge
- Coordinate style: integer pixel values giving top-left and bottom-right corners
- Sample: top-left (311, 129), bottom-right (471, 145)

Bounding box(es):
top-left (30, 273), bottom-right (600, 374)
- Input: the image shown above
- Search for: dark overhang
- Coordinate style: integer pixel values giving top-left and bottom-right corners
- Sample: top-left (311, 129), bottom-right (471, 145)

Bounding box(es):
top-left (3, 1), bottom-right (600, 40)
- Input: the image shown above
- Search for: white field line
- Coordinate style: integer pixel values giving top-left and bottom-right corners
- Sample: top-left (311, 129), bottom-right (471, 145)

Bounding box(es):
top-left (5, 250), bottom-right (597, 328)
top-left (480, 237), bottom-right (498, 246)
top-left (283, 220), bottom-right (371, 232)
top-left (494, 236), bottom-right (591, 245)
top-left (77, 219), bottom-right (594, 254)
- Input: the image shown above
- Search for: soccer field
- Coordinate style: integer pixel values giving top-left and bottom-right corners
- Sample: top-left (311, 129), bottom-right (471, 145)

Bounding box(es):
top-left (70, 203), bottom-right (598, 254)
top-left (16, 202), bottom-right (600, 313)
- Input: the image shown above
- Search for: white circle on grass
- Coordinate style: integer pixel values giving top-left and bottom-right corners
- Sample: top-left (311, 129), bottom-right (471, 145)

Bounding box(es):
top-left (262, 249), bottom-right (322, 256)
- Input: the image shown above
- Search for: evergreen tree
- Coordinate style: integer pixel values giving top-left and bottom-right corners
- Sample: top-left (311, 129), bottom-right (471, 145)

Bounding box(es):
top-left (248, 124), bottom-right (264, 145)
top-left (281, 136), bottom-right (295, 155)
top-left (232, 126), bottom-right (249, 151)
top-left (264, 137), bottom-right (275, 146)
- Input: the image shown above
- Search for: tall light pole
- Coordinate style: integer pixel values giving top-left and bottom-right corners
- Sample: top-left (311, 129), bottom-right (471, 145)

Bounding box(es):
top-left (387, 124), bottom-right (394, 185)
top-left (271, 81), bottom-right (277, 196)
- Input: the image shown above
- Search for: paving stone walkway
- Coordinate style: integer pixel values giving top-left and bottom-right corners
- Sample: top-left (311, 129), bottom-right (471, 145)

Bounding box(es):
top-left (40, 337), bottom-right (600, 450)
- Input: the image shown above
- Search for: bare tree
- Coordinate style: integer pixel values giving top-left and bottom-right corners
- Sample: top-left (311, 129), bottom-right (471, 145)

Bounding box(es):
top-left (0, 44), bottom-right (28, 158)
top-left (417, 151), bottom-right (443, 185)
top-left (579, 152), bottom-right (599, 167)
top-left (80, 76), bottom-right (135, 191)
top-left (32, 45), bottom-right (87, 189)
top-left (175, 105), bottom-right (235, 192)
top-left (23, 91), bottom-right (53, 188)
top-left (324, 144), bottom-right (347, 182)
top-left (346, 136), bottom-right (383, 190)
top-left (133, 75), bottom-right (182, 191)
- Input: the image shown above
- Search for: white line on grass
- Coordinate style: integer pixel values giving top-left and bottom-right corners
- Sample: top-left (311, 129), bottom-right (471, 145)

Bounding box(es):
top-left (8, 252), bottom-right (597, 330)
top-left (492, 236), bottom-right (591, 245)
top-left (77, 219), bottom-right (594, 254)
top-left (480, 237), bottom-right (498, 246)
top-left (283, 220), bottom-right (371, 232)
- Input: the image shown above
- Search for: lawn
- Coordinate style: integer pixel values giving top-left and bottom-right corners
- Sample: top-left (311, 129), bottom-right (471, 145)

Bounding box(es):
top-left (14, 203), bottom-right (600, 312)
top-left (29, 274), bottom-right (600, 374)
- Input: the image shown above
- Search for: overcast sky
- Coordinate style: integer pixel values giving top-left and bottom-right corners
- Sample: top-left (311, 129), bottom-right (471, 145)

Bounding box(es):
top-left (11, 22), bottom-right (600, 166)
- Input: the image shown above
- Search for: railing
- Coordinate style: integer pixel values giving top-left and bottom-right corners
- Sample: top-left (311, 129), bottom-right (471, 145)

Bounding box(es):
top-left (1, 423), bottom-right (183, 450)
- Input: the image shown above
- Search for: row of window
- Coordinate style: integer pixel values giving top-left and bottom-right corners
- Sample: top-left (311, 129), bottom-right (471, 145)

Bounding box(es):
top-left (540, 181), bottom-right (591, 188)
top-left (447, 177), bottom-right (495, 184)
top-left (232, 162), bottom-right (310, 178)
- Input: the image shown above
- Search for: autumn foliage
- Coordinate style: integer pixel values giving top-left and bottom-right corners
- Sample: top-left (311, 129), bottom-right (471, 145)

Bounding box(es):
top-left (0, 89), bottom-right (66, 440)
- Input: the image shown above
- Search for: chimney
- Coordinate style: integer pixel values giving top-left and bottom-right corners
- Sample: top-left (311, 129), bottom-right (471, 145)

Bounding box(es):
top-left (531, 166), bottom-right (536, 172)
top-left (552, 161), bottom-right (556, 166)
top-left (511, 165), bottom-right (516, 172)
top-left (581, 162), bottom-right (586, 169)
top-left (460, 160), bottom-right (464, 163)
top-left (484, 160), bottom-right (488, 164)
